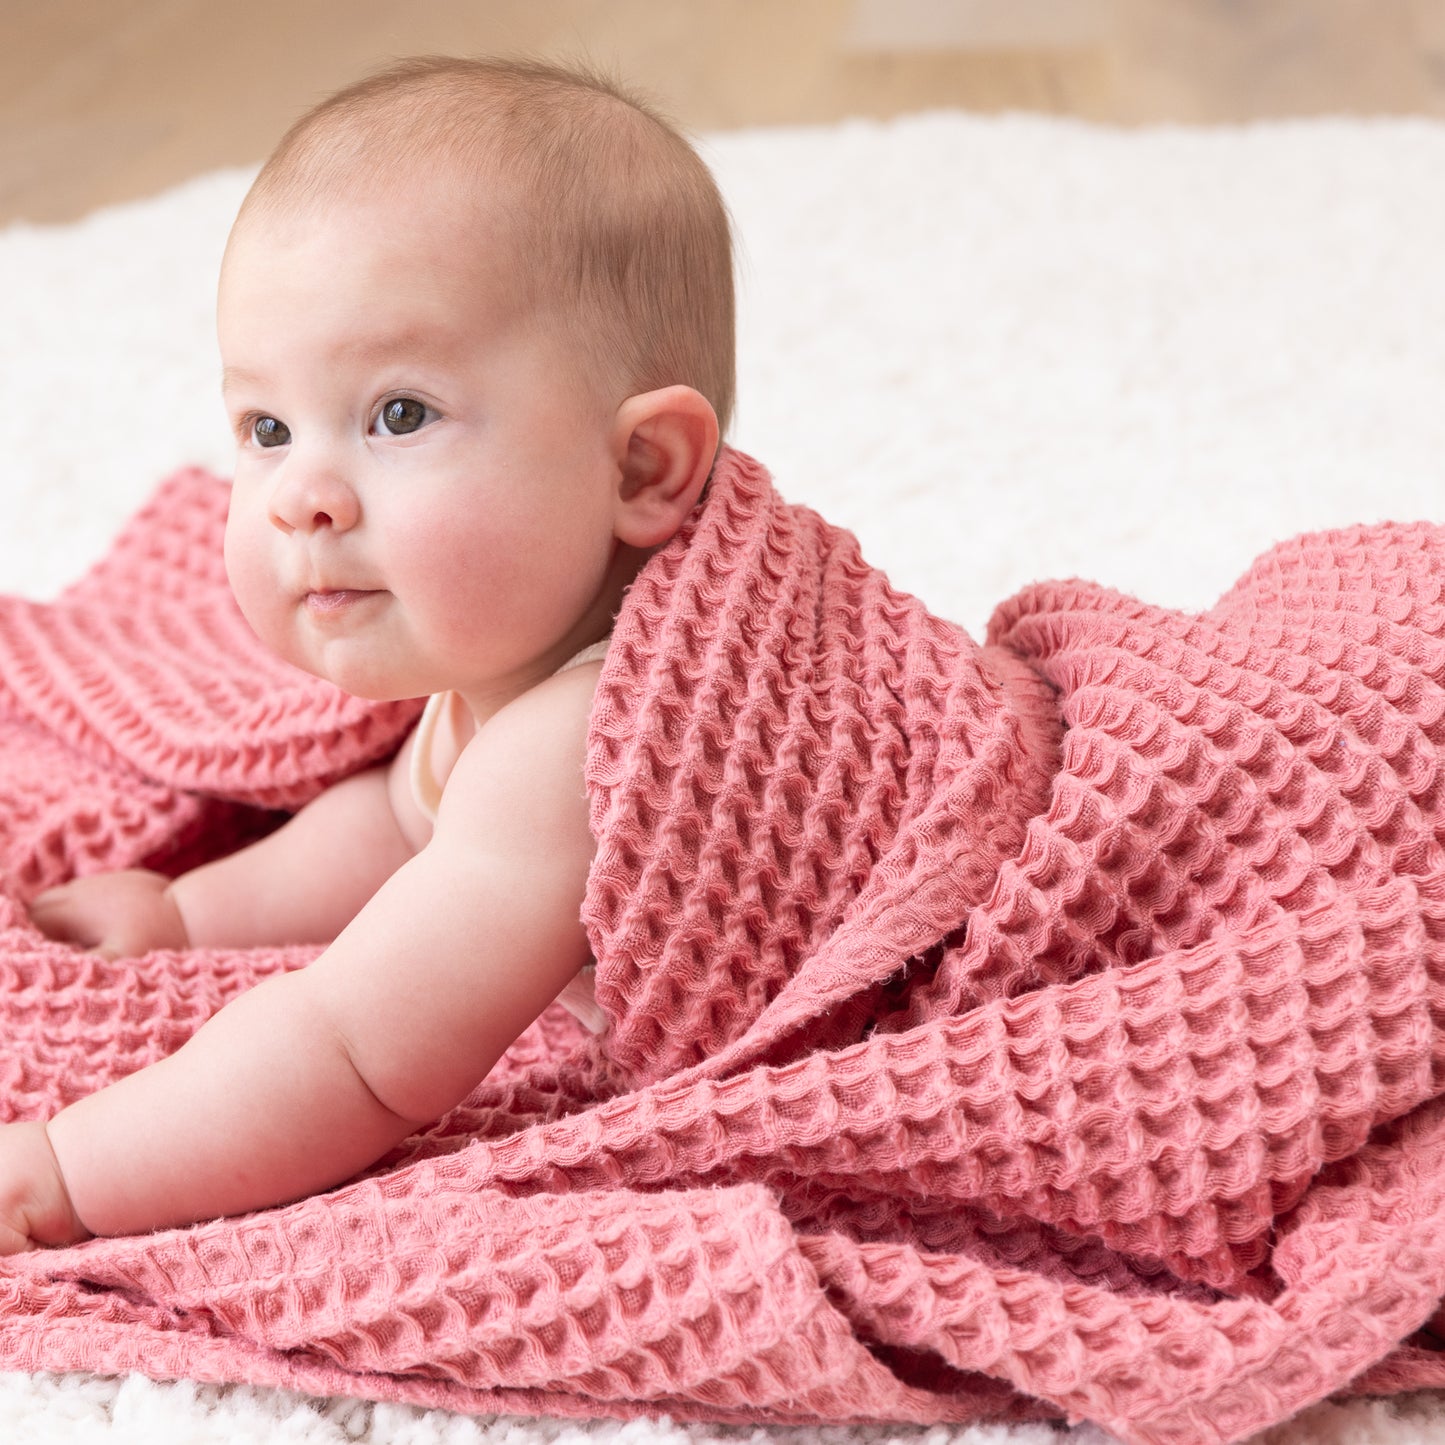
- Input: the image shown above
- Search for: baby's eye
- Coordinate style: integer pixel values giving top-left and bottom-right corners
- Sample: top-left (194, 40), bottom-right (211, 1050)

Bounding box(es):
top-left (372, 397), bottom-right (435, 437)
top-left (249, 416), bottom-right (291, 448)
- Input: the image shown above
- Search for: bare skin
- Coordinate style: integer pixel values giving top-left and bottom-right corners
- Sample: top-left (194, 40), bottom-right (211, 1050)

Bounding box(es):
top-left (24, 661), bottom-right (601, 1240)
top-left (11, 184), bottom-right (719, 1249)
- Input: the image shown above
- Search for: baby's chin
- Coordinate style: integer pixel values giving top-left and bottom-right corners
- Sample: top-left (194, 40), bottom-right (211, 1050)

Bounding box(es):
top-left (275, 646), bottom-right (426, 703)
top-left (314, 668), bottom-right (425, 703)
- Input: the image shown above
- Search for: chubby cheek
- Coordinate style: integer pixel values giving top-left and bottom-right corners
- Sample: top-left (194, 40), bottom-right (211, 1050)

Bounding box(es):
top-left (405, 512), bottom-right (510, 632)
top-left (222, 507), bottom-right (287, 653)
top-left (402, 507), bottom-right (547, 651)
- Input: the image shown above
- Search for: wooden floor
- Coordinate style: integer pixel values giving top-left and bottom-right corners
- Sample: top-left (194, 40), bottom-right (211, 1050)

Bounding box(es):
top-left (4, 0), bottom-right (1445, 226)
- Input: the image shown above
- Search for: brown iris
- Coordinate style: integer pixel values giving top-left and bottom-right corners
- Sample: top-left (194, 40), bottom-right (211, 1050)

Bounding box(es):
top-left (381, 398), bottom-right (425, 433)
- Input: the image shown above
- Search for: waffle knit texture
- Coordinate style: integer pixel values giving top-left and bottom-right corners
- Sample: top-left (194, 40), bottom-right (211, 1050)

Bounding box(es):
top-left (2, 448), bottom-right (1445, 1445)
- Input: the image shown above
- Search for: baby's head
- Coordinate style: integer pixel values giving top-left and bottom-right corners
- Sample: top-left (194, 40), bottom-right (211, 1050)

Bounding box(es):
top-left (218, 57), bottom-right (734, 706)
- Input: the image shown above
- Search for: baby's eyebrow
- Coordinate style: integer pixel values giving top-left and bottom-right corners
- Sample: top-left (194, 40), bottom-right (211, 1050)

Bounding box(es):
top-left (219, 332), bottom-right (458, 396)
top-left (340, 328), bottom-right (459, 369)
top-left (220, 365), bottom-right (261, 394)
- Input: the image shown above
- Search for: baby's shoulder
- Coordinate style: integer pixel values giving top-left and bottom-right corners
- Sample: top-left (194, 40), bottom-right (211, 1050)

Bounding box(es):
top-left (433, 662), bottom-right (601, 857)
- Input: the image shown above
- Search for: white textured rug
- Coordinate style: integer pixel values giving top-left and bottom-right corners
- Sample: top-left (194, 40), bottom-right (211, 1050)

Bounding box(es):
top-left (3, 111), bottom-right (1445, 1444)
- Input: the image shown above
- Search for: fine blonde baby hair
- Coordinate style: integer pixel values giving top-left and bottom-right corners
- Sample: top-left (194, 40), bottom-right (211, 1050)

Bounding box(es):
top-left (237, 55), bottom-right (737, 436)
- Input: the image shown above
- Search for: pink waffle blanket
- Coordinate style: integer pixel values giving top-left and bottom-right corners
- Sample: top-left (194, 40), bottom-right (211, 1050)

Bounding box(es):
top-left (3, 447), bottom-right (1445, 1444)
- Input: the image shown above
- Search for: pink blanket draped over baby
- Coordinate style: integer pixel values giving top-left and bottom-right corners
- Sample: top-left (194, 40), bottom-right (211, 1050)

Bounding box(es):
top-left (2, 448), bottom-right (1445, 1444)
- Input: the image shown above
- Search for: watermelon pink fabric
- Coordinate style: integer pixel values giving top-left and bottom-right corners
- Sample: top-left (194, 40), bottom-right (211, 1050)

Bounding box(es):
top-left (2, 447), bottom-right (1445, 1444)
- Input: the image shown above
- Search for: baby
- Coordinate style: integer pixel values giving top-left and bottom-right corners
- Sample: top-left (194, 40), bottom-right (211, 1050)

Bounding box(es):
top-left (0, 55), bottom-right (734, 1251)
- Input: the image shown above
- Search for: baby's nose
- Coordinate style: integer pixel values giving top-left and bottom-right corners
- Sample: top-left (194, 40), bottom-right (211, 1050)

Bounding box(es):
top-left (269, 462), bottom-right (360, 534)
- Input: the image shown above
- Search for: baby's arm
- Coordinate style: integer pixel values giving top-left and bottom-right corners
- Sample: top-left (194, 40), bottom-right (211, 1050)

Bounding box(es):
top-left (30, 731), bottom-right (428, 956)
top-left (168, 734), bottom-right (428, 947)
top-left (13, 667), bottom-right (598, 1243)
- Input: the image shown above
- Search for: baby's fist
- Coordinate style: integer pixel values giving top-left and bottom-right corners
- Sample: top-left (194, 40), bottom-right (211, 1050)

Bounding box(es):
top-left (0, 1122), bottom-right (90, 1254)
top-left (29, 869), bottom-right (189, 959)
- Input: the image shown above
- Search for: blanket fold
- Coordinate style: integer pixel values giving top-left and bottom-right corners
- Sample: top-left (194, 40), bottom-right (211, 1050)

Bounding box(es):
top-left (3, 448), bottom-right (1445, 1445)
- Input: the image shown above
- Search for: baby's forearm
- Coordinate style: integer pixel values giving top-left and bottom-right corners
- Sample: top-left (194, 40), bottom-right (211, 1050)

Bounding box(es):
top-left (39, 672), bottom-right (599, 1239)
top-left (44, 968), bottom-right (418, 1237)
top-left (169, 764), bottom-right (414, 949)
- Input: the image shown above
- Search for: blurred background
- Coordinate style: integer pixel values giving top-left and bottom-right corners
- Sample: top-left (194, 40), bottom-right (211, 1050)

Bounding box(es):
top-left (4, 0), bottom-right (1445, 226)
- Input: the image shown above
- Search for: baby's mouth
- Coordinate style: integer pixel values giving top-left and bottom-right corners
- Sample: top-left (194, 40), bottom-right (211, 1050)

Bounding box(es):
top-left (305, 588), bottom-right (382, 615)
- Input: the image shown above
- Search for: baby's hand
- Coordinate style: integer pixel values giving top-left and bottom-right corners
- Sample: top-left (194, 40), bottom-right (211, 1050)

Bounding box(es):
top-left (29, 869), bottom-right (189, 959)
top-left (0, 1122), bottom-right (90, 1254)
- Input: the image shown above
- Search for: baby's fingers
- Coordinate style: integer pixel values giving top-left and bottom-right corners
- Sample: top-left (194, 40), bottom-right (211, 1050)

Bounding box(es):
top-left (0, 1218), bottom-right (39, 1256)
top-left (27, 890), bottom-right (100, 947)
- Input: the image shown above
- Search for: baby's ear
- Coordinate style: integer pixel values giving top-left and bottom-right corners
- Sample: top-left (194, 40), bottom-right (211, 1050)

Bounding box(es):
top-left (610, 386), bottom-right (719, 549)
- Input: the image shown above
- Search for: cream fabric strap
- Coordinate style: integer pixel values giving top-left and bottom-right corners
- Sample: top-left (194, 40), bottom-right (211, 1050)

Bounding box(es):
top-left (408, 638), bottom-right (611, 824)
